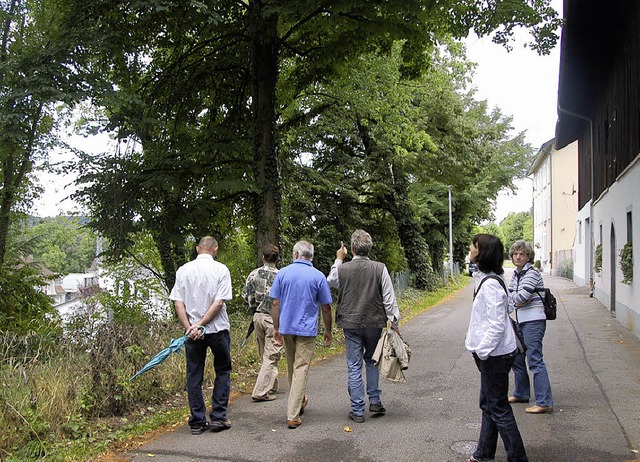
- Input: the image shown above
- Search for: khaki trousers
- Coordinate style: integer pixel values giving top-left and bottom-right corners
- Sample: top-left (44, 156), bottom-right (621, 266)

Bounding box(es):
top-left (282, 334), bottom-right (316, 421)
top-left (251, 312), bottom-right (283, 399)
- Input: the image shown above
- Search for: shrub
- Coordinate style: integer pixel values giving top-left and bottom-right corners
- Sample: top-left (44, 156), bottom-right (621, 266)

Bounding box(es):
top-left (620, 242), bottom-right (633, 284)
top-left (558, 259), bottom-right (574, 279)
top-left (594, 244), bottom-right (603, 273)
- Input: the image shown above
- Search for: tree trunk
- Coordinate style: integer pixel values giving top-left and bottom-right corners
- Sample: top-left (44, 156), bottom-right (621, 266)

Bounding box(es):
top-left (356, 119), bottom-right (434, 290)
top-left (249, 1), bottom-right (281, 266)
top-left (0, 101), bottom-right (41, 269)
top-left (388, 163), bottom-right (434, 290)
top-left (0, 151), bottom-right (15, 270)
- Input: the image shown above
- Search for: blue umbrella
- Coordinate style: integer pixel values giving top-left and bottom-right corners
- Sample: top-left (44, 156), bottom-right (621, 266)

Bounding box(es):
top-left (130, 327), bottom-right (204, 381)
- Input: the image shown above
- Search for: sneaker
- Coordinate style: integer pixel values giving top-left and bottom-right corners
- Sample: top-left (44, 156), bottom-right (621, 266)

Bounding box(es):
top-left (508, 396), bottom-right (530, 404)
top-left (525, 405), bottom-right (553, 414)
top-left (369, 403), bottom-right (386, 414)
top-left (190, 422), bottom-right (210, 435)
top-left (210, 418), bottom-right (232, 432)
top-left (348, 411), bottom-right (365, 423)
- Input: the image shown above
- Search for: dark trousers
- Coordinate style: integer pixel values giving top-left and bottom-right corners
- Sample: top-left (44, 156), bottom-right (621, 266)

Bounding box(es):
top-left (473, 353), bottom-right (528, 462)
top-left (185, 330), bottom-right (232, 427)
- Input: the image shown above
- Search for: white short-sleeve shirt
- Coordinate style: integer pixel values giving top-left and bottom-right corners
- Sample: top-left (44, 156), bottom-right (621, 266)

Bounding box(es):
top-left (169, 254), bottom-right (232, 333)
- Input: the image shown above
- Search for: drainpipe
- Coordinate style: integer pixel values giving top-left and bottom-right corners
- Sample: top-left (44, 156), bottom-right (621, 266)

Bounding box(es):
top-left (549, 150), bottom-right (553, 274)
top-left (557, 105), bottom-right (594, 295)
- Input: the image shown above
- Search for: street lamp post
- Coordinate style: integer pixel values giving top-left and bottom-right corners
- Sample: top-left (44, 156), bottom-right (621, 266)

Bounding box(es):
top-left (448, 185), bottom-right (454, 276)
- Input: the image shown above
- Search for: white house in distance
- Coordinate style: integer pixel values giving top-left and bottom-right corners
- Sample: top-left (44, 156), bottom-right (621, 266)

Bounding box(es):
top-left (36, 264), bottom-right (66, 305)
top-left (55, 270), bottom-right (100, 321)
top-left (556, 1), bottom-right (639, 338)
top-left (529, 138), bottom-right (579, 276)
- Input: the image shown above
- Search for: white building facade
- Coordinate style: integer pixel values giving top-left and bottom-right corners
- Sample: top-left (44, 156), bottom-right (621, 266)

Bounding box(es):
top-left (557, 1), bottom-right (639, 338)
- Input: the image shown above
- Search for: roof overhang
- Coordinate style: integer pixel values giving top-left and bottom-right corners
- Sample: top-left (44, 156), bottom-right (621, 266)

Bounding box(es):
top-left (555, 0), bottom-right (627, 148)
top-left (528, 138), bottom-right (555, 175)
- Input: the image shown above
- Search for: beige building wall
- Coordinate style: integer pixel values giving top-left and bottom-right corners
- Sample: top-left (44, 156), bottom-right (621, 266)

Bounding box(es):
top-left (530, 140), bottom-right (579, 275)
top-left (551, 141), bottom-right (579, 255)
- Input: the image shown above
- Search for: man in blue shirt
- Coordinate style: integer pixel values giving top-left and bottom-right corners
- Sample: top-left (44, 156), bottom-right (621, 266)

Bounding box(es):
top-left (271, 240), bottom-right (333, 429)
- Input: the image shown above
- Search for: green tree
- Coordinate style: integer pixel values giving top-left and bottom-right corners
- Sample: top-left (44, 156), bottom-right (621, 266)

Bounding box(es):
top-left (249, 0), bottom-right (559, 259)
top-left (23, 216), bottom-right (97, 274)
top-left (500, 211), bottom-right (532, 250)
top-left (523, 212), bottom-right (534, 242)
top-left (59, 0), bottom-right (561, 286)
top-left (279, 42), bottom-right (533, 285)
top-left (0, 0), bottom-right (88, 332)
top-left (0, 226), bottom-right (59, 333)
top-left (473, 223), bottom-right (505, 247)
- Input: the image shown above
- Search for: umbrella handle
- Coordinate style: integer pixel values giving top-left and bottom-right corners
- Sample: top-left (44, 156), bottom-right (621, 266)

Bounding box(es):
top-left (196, 325), bottom-right (206, 338)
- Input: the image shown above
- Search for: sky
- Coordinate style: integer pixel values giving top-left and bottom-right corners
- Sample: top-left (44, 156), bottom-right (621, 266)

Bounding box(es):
top-left (465, 0), bottom-right (563, 223)
top-left (35, 1), bottom-right (563, 220)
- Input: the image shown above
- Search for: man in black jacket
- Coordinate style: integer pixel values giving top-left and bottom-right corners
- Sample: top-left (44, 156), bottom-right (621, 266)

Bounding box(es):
top-left (327, 229), bottom-right (400, 423)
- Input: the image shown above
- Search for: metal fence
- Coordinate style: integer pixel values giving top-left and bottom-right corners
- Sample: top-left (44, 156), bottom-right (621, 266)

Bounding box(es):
top-left (391, 261), bottom-right (461, 296)
top-left (392, 270), bottom-right (411, 296)
top-left (441, 262), bottom-right (461, 284)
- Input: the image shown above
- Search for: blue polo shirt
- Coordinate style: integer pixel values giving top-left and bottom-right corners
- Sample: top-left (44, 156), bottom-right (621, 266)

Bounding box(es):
top-left (270, 259), bottom-right (332, 336)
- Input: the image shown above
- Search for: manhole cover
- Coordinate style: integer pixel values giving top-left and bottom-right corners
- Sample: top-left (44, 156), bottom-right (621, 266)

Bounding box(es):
top-left (451, 441), bottom-right (477, 454)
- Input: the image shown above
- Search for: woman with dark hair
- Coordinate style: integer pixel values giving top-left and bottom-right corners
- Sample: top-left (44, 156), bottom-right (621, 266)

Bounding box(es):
top-left (465, 234), bottom-right (528, 462)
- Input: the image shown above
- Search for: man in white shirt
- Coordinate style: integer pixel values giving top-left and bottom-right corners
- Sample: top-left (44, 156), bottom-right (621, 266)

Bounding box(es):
top-left (169, 236), bottom-right (233, 435)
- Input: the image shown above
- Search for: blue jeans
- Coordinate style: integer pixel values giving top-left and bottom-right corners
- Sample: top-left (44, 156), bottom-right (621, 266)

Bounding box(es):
top-left (512, 319), bottom-right (553, 407)
top-left (185, 330), bottom-right (232, 427)
top-left (344, 328), bottom-right (383, 416)
top-left (473, 353), bottom-right (528, 462)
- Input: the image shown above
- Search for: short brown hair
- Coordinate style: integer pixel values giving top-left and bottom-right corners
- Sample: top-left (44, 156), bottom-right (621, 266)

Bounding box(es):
top-left (262, 244), bottom-right (279, 264)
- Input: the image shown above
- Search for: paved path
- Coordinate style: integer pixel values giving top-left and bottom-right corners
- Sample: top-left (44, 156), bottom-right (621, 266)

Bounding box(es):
top-left (124, 271), bottom-right (640, 461)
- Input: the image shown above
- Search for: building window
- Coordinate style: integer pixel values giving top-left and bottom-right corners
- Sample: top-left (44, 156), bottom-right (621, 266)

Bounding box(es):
top-left (578, 220), bottom-right (582, 244)
top-left (627, 211), bottom-right (632, 244)
top-left (599, 224), bottom-right (603, 245)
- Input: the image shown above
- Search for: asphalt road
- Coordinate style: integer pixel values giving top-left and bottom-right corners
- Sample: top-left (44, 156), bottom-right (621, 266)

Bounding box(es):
top-left (125, 271), bottom-right (640, 462)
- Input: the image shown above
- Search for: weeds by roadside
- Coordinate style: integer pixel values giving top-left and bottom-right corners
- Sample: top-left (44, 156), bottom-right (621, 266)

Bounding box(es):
top-left (1, 276), bottom-right (469, 461)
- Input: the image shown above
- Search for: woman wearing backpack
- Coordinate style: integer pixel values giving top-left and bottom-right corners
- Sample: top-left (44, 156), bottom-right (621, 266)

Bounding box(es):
top-left (508, 240), bottom-right (554, 414)
top-left (465, 234), bottom-right (528, 462)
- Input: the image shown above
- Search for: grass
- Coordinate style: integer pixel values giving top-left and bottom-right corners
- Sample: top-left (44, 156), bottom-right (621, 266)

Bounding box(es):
top-left (3, 275), bottom-right (470, 461)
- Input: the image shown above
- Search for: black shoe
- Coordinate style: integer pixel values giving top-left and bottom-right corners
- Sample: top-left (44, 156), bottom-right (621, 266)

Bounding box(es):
top-left (210, 418), bottom-right (231, 432)
top-left (369, 403), bottom-right (386, 414)
top-left (190, 422), bottom-right (210, 435)
top-left (348, 412), bottom-right (365, 423)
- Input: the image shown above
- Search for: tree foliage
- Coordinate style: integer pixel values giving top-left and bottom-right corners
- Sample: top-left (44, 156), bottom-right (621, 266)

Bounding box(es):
top-left (500, 211), bottom-right (533, 251)
top-left (0, 0), bottom-right (96, 332)
top-left (21, 216), bottom-right (97, 274)
top-left (53, 0), bottom-right (560, 291)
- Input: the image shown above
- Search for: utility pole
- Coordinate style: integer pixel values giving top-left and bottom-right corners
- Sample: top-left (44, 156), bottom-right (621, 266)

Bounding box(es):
top-left (448, 185), bottom-right (454, 275)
